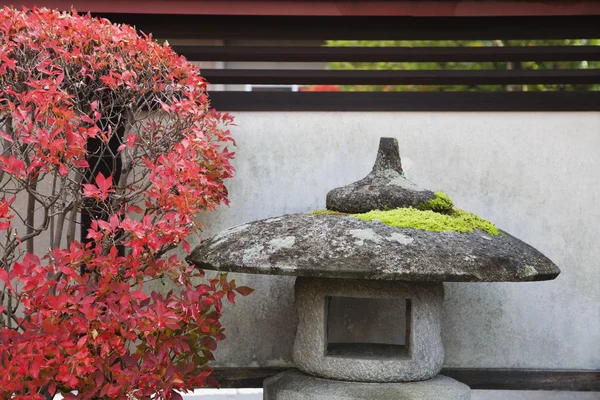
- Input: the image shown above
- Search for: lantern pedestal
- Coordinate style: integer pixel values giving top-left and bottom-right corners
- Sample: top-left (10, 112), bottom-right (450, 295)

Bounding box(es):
top-left (264, 370), bottom-right (471, 400)
top-left (263, 277), bottom-right (471, 399)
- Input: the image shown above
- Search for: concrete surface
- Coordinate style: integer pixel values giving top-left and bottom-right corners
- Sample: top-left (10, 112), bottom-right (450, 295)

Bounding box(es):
top-left (58, 389), bottom-right (600, 399)
top-left (188, 111), bottom-right (599, 371)
top-left (263, 370), bottom-right (471, 400)
top-left (471, 391), bottom-right (600, 400)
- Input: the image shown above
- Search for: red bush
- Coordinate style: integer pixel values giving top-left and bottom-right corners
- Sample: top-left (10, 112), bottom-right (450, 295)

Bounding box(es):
top-left (0, 7), bottom-right (251, 399)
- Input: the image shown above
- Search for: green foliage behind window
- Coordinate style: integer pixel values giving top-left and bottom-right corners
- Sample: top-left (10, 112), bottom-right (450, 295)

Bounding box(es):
top-left (326, 39), bottom-right (600, 92)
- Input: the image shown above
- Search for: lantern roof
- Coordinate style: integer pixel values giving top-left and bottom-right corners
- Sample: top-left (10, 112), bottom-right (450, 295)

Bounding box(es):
top-left (187, 138), bottom-right (560, 282)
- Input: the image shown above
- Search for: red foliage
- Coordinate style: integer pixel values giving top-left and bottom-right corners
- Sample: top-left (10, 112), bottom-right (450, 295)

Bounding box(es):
top-left (0, 7), bottom-right (252, 399)
top-left (300, 84), bottom-right (343, 92)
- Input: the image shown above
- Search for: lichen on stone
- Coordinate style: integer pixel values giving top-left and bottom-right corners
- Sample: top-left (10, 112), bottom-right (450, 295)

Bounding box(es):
top-left (351, 207), bottom-right (500, 235)
top-left (386, 232), bottom-right (414, 245)
top-left (418, 191), bottom-right (454, 213)
top-left (268, 236), bottom-right (296, 251)
top-left (242, 244), bottom-right (265, 263)
top-left (518, 264), bottom-right (538, 279)
top-left (349, 228), bottom-right (383, 245)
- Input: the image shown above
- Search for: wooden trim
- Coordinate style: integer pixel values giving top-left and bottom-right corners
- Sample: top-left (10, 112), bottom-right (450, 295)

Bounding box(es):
top-left (211, 367), bottom-right (600, 391)
top-left (174, 45), bottom-right (600, 63)
top-left (11, 1), bottom-right (600, 17)
top-left (202, 69), bottom-right (600, 85)
top-left (208, 92), bottom-right (600, 112)
top-left (98, 14), bottom-right (600, 40)
top-left (443, 368), bottom-right (600, 391)
top-left (212, 367), bottom-right (288, 389)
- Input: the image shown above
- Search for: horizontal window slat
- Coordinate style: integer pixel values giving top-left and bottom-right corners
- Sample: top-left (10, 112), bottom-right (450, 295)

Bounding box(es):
top-left (99, 14), bottom-right (600, 40)
top-left (209, 91), bottom-right (600, 112)
top-left (202, 69), bottom-right (600, 85)
top-left (174, 45), bottom-right (600, 63)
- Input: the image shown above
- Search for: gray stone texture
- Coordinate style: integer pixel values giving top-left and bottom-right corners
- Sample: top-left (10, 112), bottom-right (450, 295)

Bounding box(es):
top-left (187, 213), bottom-right (560, 282)
top-left (181, 113), bottom-right (598, 371)
top-left (263, 370), bottom-right (471, 400)
top-left (293, 278), bottom-right (445, 382)
top-left (326, 137), bottom-right (436, 213)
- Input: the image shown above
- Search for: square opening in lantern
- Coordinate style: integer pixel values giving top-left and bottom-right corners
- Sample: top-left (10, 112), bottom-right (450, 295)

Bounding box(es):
top-left (325, 296), bottom-right (412, 359)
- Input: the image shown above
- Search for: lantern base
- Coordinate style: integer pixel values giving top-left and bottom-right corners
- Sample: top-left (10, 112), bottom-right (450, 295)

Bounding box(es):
top-left (264, 370), bottom-right (471, 400)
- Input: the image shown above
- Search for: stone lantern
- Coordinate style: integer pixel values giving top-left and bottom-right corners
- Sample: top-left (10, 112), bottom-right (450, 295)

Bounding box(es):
top-left (187, 137), bottom-right (560, 399)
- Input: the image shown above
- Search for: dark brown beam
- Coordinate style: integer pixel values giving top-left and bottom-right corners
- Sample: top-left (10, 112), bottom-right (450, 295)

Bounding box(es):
top-left (174, 45), bottom-right (600, 63)
top-left (202, 68), bottom-right (600, 85)
top-left (443, 369), bottom-right (600, 391)
top-left (97, 14), bottom-right (600, 41)
top-left (211, 367), bottom-right (600, 391)
top-left (15, 1), bottom-right (600, 17)
top-left (209, 92), bottom-right (600, 112)
top-left (212, 367), bottom-right (288, 389)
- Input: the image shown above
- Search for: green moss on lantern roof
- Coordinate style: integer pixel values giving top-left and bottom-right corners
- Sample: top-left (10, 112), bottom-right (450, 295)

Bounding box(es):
top-left (311, 192), bottom-right (500, 235)
top-left (418, 191), bottom-right (454, 213)
top-left (351, 207), bottom-right (499, 235)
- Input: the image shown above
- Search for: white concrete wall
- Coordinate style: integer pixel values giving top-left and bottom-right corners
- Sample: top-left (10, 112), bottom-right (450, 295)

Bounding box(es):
top-left (192, 111), bottom-right (600, 373)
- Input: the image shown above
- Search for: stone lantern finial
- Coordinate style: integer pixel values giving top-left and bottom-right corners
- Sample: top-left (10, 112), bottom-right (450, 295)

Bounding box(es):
top-left (372, 137), bottom-right (403, 174)
top-left (326, 137), bottom-right (435, 214)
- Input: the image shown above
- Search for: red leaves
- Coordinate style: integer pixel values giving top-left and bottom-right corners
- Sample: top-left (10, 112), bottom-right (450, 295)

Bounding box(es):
top-left (47, 381), bottom-right (57, 397)
top-left (96, 173), bottom-right (113, 194)
top-left (0, 6), bottom-right (246, 399)
top-left (0, 154), bottom-right (26, 178)
top-left (227, 291), bottom-right (236, 304)
top-left (300, 84), bottom-right (342, 92)
top-left (130, 290), bottom-right (147, 301)
top-left (83, 172), bottom-right (115, 201)
top-left (235, 286), bottom-right (255, 296)
top-left (0, 196), bottom-right (15, 230)
top-left (0, 130), bottom-right (14, 143)
top-left (30, 358), bottom-right (41, 379)
top-left (181, 239), bottom-right (191, 253)
top-left (171, 391), bottom-right (184, 400)
top-left (1, 52), bottom-right (16, 70)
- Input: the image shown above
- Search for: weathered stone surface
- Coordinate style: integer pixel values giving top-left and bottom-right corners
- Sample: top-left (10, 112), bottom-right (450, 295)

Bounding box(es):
top-left (293, 278), bottom-right (444, 382)
top-left (264, 370), bottom-right (471, 400)
top-left (187, 213), bottom-right (560, 282)
top-left (326, 137), bottom-right (435, 213)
